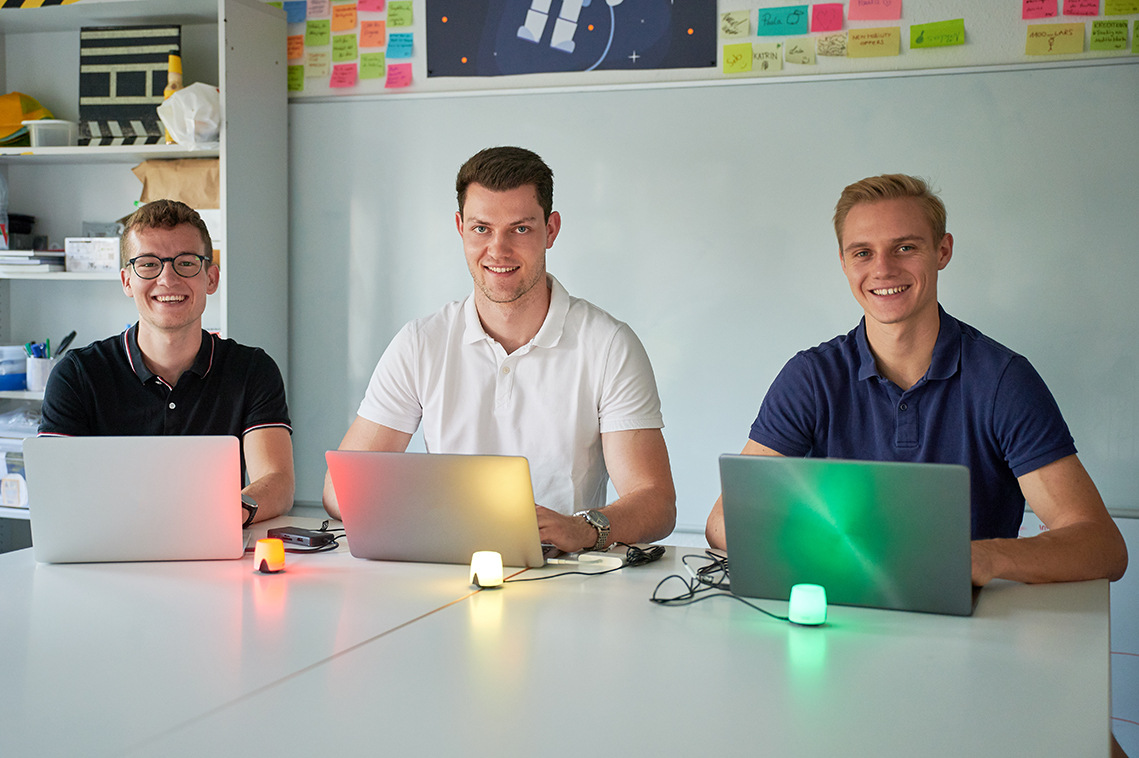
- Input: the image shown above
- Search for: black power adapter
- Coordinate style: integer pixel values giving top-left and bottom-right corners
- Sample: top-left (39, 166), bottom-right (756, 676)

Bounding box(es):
top-left (266, 526), bottom-right (337, 548)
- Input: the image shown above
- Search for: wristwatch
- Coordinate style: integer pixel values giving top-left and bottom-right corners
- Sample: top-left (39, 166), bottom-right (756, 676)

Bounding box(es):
top-left (574, 508), bottom-right (611, 551)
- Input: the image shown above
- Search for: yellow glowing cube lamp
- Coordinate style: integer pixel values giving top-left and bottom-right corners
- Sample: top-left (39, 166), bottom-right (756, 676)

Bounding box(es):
top-left (470, 551), bottom-right (504, 588)
top-left (254, 538), bottom-right (286, 573)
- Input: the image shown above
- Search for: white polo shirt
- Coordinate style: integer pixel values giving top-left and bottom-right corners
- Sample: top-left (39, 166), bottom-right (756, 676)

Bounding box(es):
top-left (357, 275), bottom-right (664, 514)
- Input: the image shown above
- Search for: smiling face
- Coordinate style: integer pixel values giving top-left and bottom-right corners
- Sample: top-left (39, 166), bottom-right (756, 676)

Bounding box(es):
top-left (839, 197), bottom-right (952, 332)
top-left (456, 182), bottom-right (561, 309)
top-left (121, 223), bottom-right (218, 336)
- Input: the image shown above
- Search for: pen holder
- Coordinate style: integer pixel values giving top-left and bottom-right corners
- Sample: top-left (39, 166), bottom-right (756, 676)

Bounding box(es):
top-left (26, 357), bottom-right (57, 393)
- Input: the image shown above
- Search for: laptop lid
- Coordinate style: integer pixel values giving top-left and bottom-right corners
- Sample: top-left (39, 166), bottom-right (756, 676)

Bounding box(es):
top-left (326, 451), bottom-right (546, 568)
top-left (719, 454), bottom-right (974, 616)
top-left (23, 436), bottom-right (245, 564)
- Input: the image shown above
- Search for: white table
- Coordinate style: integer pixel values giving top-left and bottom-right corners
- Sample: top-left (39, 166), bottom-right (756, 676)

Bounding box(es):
top-left (0, 517), bottom-right (1112, 757)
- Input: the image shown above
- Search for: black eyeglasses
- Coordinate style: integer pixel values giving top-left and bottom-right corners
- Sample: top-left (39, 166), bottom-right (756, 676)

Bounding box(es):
top-left (127, 253), bottom-right (209, 279)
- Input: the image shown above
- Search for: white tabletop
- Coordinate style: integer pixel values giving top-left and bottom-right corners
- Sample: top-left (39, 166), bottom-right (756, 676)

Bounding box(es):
top-left (0, 518), bottom-right (1113, 757)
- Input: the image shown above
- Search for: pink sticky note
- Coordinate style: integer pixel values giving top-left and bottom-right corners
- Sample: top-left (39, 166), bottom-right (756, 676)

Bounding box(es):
top-left (330, 63), bottom-right (357, 88)
top-left (358, 0), bottom-right (385, 10)
top-left (1063, 0), bottom-right (1099, 14)
top-left (385, 61), bottom-right (411, 88)
top-left (1023, 0), bottom-right (1058, 18)
top-left (848, 0), bottom-right (901, 21)
top-left (812, 3), bottom-right (843, 32)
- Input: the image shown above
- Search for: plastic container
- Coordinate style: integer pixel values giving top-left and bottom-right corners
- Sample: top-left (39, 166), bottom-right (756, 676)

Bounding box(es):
top-left (0, 346), bottom-right (26, 390)
top-left (21, 119), bottom-right (78, 147)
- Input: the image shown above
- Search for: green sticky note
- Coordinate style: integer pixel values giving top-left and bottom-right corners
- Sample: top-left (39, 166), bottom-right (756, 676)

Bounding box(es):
top-left (723, 42), bottom-right (752, 73)
top-left (1135, 21), bottom-right (1139, 53)
top-left (1105, 0), bottom-right (1139, 13)
top-left (306, 19), bottom-right (331, 47)
top-left (267, 2), bottom-right (283, 7)
top-left (332, 33), bottom-right (358, 62)
top-left (360, 52), bottom-right (386, 79)
top-left (1090, 19), bottom-right (1128, 50)
top-left (388, 0), bottom-right (413, 27)
top-left (287, 65), bottom-right (304, 92)
top-left (911, 19), bottom-right (965, 48)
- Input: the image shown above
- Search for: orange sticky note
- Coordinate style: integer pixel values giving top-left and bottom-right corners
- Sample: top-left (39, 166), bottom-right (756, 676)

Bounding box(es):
top-left (287, 34), bottom-right (305, 60)
top-left (1025, 22), bottom-right (1084, 54)
top-left (361, 19), bottom-right (386, 47)
top-left (332, 3), bottom-right (357, 32)
top-left (847, 26), bottom-right (901, 57)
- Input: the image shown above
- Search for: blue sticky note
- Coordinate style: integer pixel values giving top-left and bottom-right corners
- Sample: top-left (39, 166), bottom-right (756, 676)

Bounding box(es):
top-left (756, 5), bottom-right (809, 36)
top-left (387, 32), bottom-right (413, 59)
top-left (284, 1), bottom-right (306, 23)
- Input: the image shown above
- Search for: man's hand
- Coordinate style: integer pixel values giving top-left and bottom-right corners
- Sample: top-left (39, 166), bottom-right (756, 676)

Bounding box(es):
top-left (535, 505), bottom-right (597, 552)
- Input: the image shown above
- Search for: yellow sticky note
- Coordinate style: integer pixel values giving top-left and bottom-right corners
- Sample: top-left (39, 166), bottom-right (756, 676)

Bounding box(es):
top-left (307, 50), bottom-right (330, 77)
top-left (721, 11), bottom-right (749, 37)
top-left (785, 37), bottom-right (816, 64)
top-left (723, 42), bottom-right (753, 73)
top-left (361, 20), bottom-right (386, 48)
top-left (817, 31), bottom-right (848, 56)
top-left (331, 3), bottom-right (357, 32)
top-left (752, 42), bottom-right (783, 73)
top-left (1025, 23), bottom-right (1084, 55)
top-left (848, 26), bottom-right (901, 57)
top-left (1090, 19), bottom-right (1128, 50)
top-left (1105, 0), bottom-right (1139, 13)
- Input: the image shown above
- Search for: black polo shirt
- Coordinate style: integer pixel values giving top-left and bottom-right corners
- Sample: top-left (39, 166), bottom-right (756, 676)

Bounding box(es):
top-left (39, 324), bottom-right (291, 481)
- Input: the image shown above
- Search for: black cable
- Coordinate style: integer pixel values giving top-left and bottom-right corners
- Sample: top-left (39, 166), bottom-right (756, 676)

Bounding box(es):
top-left (649, 551), bottom-right (789, 622)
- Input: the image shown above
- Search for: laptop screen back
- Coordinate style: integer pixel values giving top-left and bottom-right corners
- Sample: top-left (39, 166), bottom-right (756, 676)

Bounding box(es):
top-left (326, 451), bottom-right (546, 568)
top-left (719, 454), bottom-right (974, 616)
top-left (23, 435), bottom-right (244, 563)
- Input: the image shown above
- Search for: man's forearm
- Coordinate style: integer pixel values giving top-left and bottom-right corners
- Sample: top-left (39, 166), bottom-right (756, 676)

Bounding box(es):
top-left (243, 472), bottom-right (295, 523)
top-left (972, 521), bottom-right (1128, 585)
top-left (602, 483), bottom-right (676, 546)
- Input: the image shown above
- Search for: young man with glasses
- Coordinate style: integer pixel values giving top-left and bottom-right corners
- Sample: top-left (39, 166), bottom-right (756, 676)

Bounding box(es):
top-left (39, 200), bottom-right (294, 525)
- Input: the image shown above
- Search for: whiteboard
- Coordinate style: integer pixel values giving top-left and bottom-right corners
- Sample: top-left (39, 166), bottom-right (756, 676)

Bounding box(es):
top-left (287, 60), bottom-right (1139, 532)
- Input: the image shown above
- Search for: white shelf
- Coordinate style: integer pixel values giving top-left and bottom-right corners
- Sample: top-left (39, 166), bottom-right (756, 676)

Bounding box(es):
top-left (0, 506), bottom-right (30, 521)
top-left (0, 145), bottom-right (220, 165)
top-left (0, 270), bottom-right (119, 281)
top-left (0, 390), bottom-right (44, 400)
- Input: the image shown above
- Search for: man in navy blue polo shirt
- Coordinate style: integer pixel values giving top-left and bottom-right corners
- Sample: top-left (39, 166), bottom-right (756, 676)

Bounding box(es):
top-left (39, 200), bottom-right (294, 524)
top-left (706, 174), bottom-right (1126, 587)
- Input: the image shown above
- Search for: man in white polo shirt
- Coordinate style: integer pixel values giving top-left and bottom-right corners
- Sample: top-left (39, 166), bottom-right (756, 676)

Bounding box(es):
top-left (323, 146), bottom-right (676, 552)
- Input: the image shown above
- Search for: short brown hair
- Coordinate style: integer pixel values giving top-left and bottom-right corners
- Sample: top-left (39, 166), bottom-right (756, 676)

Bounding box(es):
top-left (833, 174), bottom-right (947, 250)
top-left (456, 146), bottom-right (554, 221)
top-left (120, 199), bottom-right (212, 268)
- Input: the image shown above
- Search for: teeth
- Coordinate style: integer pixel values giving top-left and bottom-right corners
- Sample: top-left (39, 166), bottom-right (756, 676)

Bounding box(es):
top-left (156, 295), bottom-right (186, 302)
top-left (872, 286), bottom-right (907, 296)
top-left (487, 266), bottom-right (518, 273)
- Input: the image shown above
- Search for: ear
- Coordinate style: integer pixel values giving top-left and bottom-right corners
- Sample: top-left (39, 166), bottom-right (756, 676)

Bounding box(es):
top-left (455, 210), bottom-right (464, 238)
top-left (937, 233), bottom-right (953, 270)
top-left (121, 267), bottom-right (134, 298)
top-left (205, 263), bottom-right (220, 295)
top-left (545, 210), bottom-right (562, 249)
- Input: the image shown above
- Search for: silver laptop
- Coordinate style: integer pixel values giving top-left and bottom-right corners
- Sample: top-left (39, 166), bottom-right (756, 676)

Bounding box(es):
top-left (23, 436), bottom-right (245, 563)
top-left (326, 451), bottom-right (546, 568)
top-left (719, 455), bottom-right (975, 616)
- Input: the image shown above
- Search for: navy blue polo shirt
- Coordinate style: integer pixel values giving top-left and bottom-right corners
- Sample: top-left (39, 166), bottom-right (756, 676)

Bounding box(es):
top-left (749, 307), bottom-right (1076, 539)
top-left (39, 324), bottom-right (291, 481)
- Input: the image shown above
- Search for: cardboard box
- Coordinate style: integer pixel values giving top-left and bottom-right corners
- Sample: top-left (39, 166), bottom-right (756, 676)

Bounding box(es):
top-left (65, 237), bottom-right (120, 272)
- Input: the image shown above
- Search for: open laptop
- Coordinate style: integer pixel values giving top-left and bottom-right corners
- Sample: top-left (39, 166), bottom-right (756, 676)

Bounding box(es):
top-left (23, 436), bottom-right (246, 563)
top-left (719, 454), bottom-right (975, 616)
top-left (326, 451), bottom-right (547, 568)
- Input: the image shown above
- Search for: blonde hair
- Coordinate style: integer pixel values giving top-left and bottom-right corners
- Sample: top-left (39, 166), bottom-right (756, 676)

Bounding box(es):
top-left (833, 174), bottom-right (946, 249)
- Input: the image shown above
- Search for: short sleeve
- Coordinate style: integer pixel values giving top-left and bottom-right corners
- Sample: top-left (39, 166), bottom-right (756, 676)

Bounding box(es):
top-left (37, 353), bottom-right (94, 436)
top-left (993, 355), bottom-right (1075, 477)
top-left (241, 349), bottom-right (292, 436)
top-left (356, 321), bottom-right (424, 435)
top-left (597, 323), bottom-right (663, 433)
top-left (749, 353), bottom-right (817, 457)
